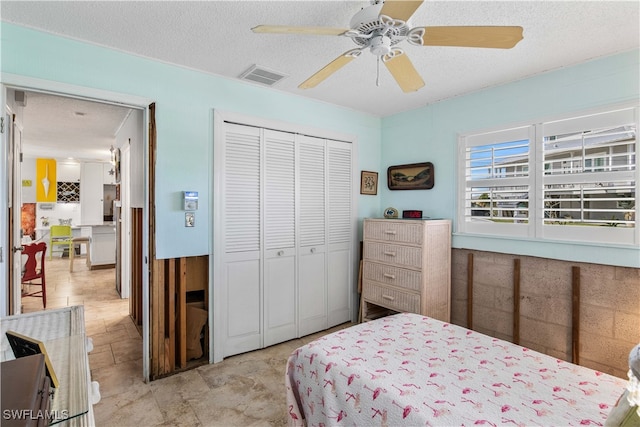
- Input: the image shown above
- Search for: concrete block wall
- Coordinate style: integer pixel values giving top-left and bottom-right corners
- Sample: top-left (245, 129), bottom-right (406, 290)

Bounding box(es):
top-left (451, 249), bottom-right (640, 379)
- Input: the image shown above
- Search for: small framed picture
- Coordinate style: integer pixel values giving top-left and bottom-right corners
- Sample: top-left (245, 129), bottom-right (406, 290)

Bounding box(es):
top-left (6, 330), bottom-right (59, 388)
top-left (360, 171), bottom-right (378, 195)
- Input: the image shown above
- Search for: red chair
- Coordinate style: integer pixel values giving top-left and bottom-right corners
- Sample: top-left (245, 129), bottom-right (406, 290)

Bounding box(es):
top-left (21, 242), bottom-right (47, 308)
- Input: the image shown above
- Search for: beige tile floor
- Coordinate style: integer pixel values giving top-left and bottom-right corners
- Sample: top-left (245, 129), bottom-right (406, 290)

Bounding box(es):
top-left (22, 254), bottom-right (351, 426)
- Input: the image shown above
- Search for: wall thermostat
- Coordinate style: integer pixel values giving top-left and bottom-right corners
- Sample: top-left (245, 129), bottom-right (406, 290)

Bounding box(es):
top-left (184, 191), bottom-right (198, 210)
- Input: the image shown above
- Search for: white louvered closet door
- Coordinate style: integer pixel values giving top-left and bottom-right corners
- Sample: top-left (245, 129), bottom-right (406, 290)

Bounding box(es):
top-left (219, 119), bottom-right (354, 358)
top-left (222, 123), bottom-right (262, 357)
top-left (263, 129), bottom-right (297, 347)
top-left (327, 140), bottom-right (353, 326)
top-left (297, 135), bottom-right (327, 336)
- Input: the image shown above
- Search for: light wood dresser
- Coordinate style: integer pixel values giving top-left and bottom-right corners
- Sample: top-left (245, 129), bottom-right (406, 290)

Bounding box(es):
top-left (361, 218), bottom-right (451, 323)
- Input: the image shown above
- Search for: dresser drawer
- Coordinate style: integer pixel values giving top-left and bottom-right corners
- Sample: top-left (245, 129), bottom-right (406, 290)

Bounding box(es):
top-left (364, 242), bottom-right (422, 269)
top-left (363, 220), bottom-right (424, 245)
top-left (362, 281), bottom-right (420, 313)
top-left (363, 261), bottom-right (422, 291)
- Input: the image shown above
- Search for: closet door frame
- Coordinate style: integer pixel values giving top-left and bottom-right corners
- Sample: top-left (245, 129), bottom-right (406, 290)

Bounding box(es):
top-left (212, 110), bottom-right (359, 363)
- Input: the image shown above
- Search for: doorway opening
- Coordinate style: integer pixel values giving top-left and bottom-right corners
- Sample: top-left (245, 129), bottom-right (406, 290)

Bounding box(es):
top-left (3, 85), bottom-right (151, 382)
top-left (17, 90), bottom-right (136, 296)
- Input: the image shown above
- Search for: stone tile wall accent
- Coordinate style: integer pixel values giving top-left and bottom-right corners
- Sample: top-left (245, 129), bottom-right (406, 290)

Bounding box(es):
top-left (451, 249), bottom-right (640, 378)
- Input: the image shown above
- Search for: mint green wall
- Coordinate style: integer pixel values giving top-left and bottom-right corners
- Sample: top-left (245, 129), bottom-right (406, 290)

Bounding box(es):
top-left (381, 49), bottom-right (640, 267)
top-left (2, 22), bottom-right (637, 266)
top-left (1, 23), bottom-right (381, 258)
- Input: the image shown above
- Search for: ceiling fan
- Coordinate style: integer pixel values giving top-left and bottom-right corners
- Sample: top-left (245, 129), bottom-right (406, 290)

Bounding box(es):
top-left (252, 0), bottom-right (523, 93)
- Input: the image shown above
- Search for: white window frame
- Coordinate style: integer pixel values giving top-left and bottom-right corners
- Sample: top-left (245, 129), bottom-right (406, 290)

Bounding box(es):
top-left (457, 104), bottom-right (639, 247)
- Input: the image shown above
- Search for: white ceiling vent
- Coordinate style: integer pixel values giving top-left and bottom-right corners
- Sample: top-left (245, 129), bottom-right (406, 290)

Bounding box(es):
top-left (239, 65), bottom-right (287, 86)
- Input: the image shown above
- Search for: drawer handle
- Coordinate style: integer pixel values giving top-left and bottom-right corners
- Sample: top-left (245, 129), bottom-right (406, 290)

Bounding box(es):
top-left (382, 294), bottom-right (395, 301)
top-left (383, 251), bottom-right (396, 257)
top-left (383, 273), bottom-right (396, 279)
top-left (384, 230), bottom-right (397, 235)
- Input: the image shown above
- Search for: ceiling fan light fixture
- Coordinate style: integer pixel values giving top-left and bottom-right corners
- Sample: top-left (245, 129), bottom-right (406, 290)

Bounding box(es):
top-left (369, 35), bottom-right (391, 56)
top-left (347, 1), bottom-right (411, 48)
top-left (252, 0), bottom-right (524, 92)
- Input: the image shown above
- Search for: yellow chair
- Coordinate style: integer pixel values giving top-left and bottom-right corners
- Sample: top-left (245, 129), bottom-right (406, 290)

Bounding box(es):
top-left (49, 225), bottom-right (73, 260)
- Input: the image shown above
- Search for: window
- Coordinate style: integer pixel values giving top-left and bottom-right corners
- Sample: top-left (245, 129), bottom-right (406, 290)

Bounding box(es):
top-left (458, 106), bottom-right (638, 245)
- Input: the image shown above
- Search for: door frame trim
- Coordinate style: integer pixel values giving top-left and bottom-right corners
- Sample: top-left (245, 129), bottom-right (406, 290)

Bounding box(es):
top-left (211, 109), bottom-right (360, 363)
top-left (0, 73), bottom-right (154, 382)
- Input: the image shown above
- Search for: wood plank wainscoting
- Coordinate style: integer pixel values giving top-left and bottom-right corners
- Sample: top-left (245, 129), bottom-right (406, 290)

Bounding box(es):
top-left (452, 248), bottom-right (640, 378)
top-left (142, 255), bottom-right (208, 380)
top-left (130, 208), bottom-right (144, 331)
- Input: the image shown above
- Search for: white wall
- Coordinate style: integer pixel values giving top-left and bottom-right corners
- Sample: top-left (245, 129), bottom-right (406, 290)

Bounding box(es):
top-left (114, 108), bottom-right (142, 300)
top-left (21, 156), bottom-right (36, 202)
top-left (115, 109), bottom-right (143, 207)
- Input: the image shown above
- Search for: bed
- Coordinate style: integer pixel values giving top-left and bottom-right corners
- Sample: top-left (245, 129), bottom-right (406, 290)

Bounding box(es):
top-left (285, 312), bottom-right (632, 426)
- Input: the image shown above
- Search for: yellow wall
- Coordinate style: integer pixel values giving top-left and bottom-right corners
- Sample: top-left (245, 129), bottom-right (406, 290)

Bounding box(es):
top-left (35, 158), bottom-right (56, 202)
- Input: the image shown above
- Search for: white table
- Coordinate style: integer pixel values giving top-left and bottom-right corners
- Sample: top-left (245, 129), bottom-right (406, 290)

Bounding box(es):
top-left (1, 306), bottom-right (97, 426)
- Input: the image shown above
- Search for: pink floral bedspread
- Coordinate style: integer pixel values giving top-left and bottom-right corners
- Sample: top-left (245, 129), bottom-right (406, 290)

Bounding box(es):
top-left (285, 313), bottom-right (625, 426)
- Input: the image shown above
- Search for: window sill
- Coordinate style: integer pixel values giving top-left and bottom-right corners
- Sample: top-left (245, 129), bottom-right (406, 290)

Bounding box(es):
top-left (452, 232), bottom-right (640, 268)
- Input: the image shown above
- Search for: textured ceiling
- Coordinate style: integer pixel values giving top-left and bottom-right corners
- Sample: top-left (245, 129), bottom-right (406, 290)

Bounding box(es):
top-left (14, 92), bottom-right (132, 161)
top-left (2, 1), bottom-right (639, 159)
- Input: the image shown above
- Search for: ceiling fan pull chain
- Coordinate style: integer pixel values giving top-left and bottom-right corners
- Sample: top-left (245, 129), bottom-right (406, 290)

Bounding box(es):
top-left (376, 55), bottom-right (381, 87)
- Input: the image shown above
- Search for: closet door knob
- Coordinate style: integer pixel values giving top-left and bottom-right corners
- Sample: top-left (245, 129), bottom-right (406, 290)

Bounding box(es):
top-left (310, 248), bottom-right (316, 254)
top-left (277, 250), bottom-right (284, 256)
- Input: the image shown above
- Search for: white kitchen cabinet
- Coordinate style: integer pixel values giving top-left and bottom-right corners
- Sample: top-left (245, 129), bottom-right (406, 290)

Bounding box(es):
top-left (80, 162), bottom-right (103, 225)
top-left (90, 225), bottom-right (116, 267)
top-left (57, 161), bottom-right (81, 182)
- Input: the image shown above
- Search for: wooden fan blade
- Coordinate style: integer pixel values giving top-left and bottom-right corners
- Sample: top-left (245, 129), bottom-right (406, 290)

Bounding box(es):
top-left (299, 52), bottom-right (359, 89)
top-left (383, 53), bottom-right (425, 93)
top-left (252, 25), bottom-right (348, 36)
top-left (380, 0), bottom-right (424, 22)
top-left (419, 26), bottom-right (524, 49)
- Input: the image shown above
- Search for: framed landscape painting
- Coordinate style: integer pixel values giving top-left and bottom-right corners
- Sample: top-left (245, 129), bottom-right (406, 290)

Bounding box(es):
top-left (387, 162), bottom-right (434, 190)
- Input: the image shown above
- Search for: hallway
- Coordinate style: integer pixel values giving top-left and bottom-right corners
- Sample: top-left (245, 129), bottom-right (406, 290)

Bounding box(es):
top-left (21, 254), bottom-right (140, 373)
top-left (20, 254), bottom-right (351, 426)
